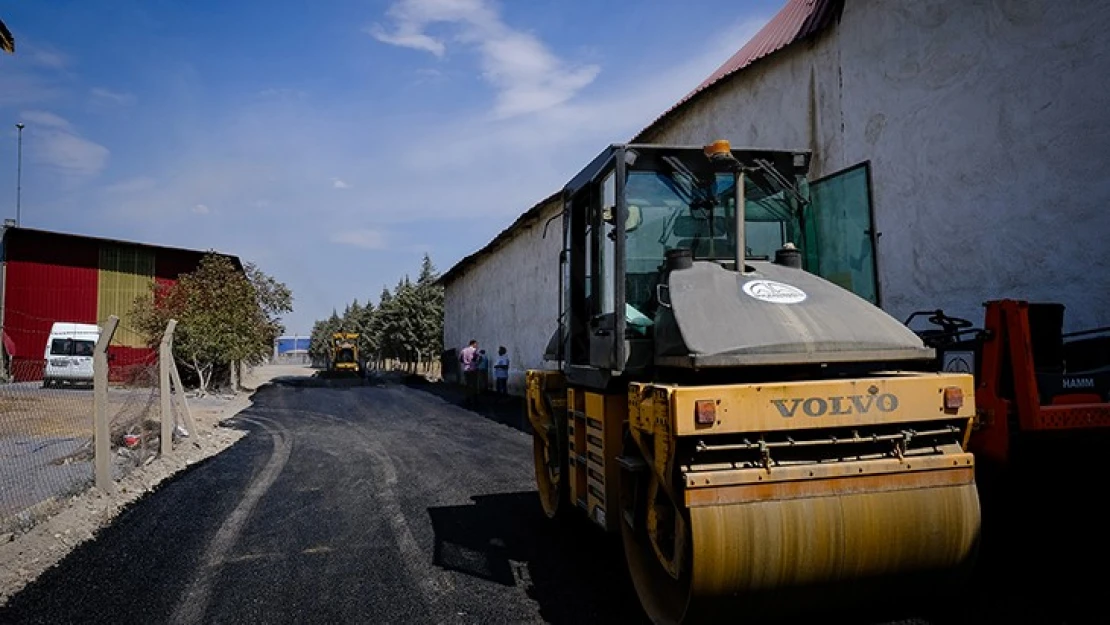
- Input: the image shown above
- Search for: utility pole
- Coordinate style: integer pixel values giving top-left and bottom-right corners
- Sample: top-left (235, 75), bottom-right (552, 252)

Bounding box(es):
top-left (15, 122), bottom-right (23, 226)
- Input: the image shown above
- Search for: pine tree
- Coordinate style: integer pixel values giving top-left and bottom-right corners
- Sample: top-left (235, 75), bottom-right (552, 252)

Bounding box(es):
top-left (306, 253), bottom-right (445, 375)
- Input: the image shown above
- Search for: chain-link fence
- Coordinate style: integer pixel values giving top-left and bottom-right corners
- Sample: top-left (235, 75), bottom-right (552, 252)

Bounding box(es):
top-left (0, 357), bottom-right (95, 532)
top-left (104, 336), bottom-right (162, 481)
top-left (0, 317), bottom-right (192, 534)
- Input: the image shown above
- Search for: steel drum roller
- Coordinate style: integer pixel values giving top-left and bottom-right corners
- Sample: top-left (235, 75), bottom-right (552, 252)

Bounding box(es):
top-left (623, 481), bottom-right (981, 624)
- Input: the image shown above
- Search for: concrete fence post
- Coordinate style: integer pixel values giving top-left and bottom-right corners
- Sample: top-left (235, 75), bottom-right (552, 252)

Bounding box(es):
top-left (169, 351), bottom-right (197, 437)
top-left (94, 315), bottom-right (120, 494)
top-left (160, 320), bottom-right (177, 456)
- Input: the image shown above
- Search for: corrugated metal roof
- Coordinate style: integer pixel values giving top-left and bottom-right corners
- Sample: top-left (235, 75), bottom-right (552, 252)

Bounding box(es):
top-left (1, 226), bottom-right (243, 270)
top-left (632, 0), bottom-right (843, 142)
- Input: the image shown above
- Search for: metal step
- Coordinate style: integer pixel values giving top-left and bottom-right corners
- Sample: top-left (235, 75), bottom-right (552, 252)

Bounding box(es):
top-left (617, 455), bottom-right (648, 472)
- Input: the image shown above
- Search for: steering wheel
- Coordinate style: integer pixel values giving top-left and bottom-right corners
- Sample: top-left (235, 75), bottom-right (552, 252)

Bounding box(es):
top-left (927, 311), bottom-right (973, 333)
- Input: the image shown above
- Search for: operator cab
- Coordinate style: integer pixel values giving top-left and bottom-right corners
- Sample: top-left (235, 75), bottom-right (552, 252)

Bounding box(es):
top-left (549, 140), bottom-right (931, 391)
top-left (551, 142), bottom-right (810, 389)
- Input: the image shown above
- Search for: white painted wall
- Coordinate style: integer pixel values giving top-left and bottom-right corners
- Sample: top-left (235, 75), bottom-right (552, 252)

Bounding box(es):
top-left (443, 198), bottom-right (563, 395)
top-left (644, 0), bottom-right (1110, 332)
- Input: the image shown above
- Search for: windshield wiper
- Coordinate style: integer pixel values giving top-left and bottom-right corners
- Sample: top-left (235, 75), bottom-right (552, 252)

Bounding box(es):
top-left (751, 158), bottom-right (810, 209)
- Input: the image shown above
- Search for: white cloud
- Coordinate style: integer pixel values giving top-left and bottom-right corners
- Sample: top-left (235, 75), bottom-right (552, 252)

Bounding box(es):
top-left (370, 0), bottom-right (600, 117)
top-left (60, 10), bottom-right (772, 334)
top-left (332, 178), bottom-right (351, 189)
top-left (193, 204), bottom-right (210, 214)
top-left (0, 72), bottom-right (62, 106)
top-left (331, 229), bottom-right (388, 249)
top-left (20, 110), bottom-right (110, 177)
top-left (91, 87), bottom-right (136, 106)
top-left (26, 45), bottom-right (68, 69)
top-left (104, 177), bottom-right (157, 194)
top-left (367, 24), bottom-right (445, 57)
top-left (19, 110), bottom-right (72, 129)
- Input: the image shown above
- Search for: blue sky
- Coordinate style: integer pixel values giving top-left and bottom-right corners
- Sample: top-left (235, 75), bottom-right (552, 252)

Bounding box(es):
top-left (0, 0), bottom-right (782, 333)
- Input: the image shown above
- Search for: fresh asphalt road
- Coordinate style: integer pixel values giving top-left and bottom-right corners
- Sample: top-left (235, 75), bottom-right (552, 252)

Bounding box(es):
top-left (0, 374), bottom-right (1106, 625)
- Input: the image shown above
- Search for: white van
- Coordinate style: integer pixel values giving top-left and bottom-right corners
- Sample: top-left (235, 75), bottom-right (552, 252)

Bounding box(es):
top-left (43, 322), bottom-right (101, 388)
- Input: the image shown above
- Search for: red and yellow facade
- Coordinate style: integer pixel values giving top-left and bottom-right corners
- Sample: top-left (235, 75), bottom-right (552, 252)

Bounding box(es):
top-left (1, 227), bottom-right (240, 381)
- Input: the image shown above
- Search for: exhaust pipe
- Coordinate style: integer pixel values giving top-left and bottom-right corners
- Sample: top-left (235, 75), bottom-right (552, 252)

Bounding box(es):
top-left (734, 170), bottom-right (746, 273)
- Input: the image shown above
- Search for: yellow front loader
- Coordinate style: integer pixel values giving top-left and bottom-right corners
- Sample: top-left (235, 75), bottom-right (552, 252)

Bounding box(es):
top-left (526, 140), bottom-right (979, 623)
top-left (328, 332), bottom-right (361, 376)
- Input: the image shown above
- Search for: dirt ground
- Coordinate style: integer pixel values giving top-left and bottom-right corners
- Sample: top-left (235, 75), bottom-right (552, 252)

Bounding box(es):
top-left (0, 363), bottom-right (313, 605)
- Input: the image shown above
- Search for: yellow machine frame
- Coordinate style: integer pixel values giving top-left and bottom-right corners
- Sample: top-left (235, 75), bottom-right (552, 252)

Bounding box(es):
top-left (330, 332), bottom-right (361, 373)
top-left (527, 368), bottom-right (980, 622)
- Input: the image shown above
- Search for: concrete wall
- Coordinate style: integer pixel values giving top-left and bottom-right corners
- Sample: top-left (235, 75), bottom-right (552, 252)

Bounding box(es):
top-left (643, 0), bottom-right (1110, 332)
top-left (443, 198), bottom-right (563, 395)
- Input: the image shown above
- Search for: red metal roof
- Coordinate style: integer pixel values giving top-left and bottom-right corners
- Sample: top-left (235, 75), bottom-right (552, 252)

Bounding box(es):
top-left (632, 0), bottom-right (843, 142)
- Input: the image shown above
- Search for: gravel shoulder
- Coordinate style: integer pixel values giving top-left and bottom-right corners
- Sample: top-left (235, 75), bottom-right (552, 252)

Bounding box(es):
top-left (0, 364), bottom-right (312, 605)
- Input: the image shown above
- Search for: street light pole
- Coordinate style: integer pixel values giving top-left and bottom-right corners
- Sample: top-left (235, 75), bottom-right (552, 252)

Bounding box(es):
top-left (15, 122), bottom-right (24, 226)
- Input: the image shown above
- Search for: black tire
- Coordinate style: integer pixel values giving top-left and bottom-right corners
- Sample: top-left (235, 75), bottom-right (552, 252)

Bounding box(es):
top-left (532, 393), bottom-right (569, 520)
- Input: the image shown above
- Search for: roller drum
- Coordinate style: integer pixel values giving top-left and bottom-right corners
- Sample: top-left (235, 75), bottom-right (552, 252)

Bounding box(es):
top-left (623, 481), bottom-right (981, 624)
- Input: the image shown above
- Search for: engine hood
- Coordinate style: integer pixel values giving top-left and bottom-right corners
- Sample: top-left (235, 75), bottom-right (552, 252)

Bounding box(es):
top-left (654, 261), bottom-right (933, 368)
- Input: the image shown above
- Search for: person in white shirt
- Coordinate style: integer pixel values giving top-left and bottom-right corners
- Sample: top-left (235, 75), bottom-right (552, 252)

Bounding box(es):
top-left (493, 346), bottom-right (510, 395)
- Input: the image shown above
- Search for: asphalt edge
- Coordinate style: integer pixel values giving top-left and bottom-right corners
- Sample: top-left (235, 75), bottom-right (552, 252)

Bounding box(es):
top-left (0, 384), bottom-right (266, 606)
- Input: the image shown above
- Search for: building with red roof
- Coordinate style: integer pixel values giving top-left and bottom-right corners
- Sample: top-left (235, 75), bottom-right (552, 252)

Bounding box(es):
top-left (441, 0), bottom-right (1110, 393)
top-left (0, 225), bottom-right (241, 382)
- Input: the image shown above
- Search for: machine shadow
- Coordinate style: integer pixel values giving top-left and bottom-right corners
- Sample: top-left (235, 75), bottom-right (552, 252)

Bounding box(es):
top-left (937, 456), bottom-right (1110, 625)
top-left (416, 380), bottom-right (1109, 625)
top-left (427, 491), bottom-right (649, 625)
top-left (404, 378), bottom-right (534, 435)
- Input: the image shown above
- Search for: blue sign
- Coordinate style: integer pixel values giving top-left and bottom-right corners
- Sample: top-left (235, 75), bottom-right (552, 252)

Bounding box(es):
top-left (276, 337), bottom-right (311, 354)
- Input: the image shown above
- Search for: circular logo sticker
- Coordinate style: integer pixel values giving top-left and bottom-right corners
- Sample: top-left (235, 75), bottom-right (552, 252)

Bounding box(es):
top-left (742, 280), bottom-right (807, 304)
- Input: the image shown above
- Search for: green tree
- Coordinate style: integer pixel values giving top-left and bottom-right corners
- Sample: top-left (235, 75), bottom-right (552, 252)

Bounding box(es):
top-left (354, 300), bottom-right (377, 360)
top-left (364, 286), bottom-right (393, 368)
top-left (306, 253), bottom-right (444, 374)
top-left (309, 310), bottom-right (343, 367)
top-left (413, 254), bottom-right (444, 369)
top-left (133, 254), bottom-right (293, 394)
top-left (245, 261), bottom-right (293, 337)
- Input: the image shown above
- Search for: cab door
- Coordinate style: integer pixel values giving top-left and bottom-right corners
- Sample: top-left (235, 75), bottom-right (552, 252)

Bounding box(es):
top-left (807, 163), bottom-right (881, 305)
top-left (564, 158), bottom-right (627, 380)
top-left (589, 169), bottom-right (619, 369)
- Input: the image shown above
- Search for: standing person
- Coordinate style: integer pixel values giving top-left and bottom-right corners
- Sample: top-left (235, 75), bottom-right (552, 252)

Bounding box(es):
top-left (477, 349), bottom-right (490, 394)
top-left (459, 340), bottom-right (479, 406)
top-left (494, 346), bottom-right (510, 395)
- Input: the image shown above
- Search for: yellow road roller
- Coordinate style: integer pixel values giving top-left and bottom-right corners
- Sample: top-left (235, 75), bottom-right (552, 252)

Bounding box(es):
top-left (525, 140), bottom-right (980, 623)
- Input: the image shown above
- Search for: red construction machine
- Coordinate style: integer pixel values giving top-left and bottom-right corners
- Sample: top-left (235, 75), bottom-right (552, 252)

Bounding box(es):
top-left (906, 299), bottom-right (1110, 479)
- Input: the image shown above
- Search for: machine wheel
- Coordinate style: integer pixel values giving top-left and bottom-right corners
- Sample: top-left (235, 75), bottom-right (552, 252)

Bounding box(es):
top-left (618, 438), bottom-right (982, 625)
top-left (619, 443), bottom-right (693, 625)
top-left (532, 401), bottom-right (568, 520)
